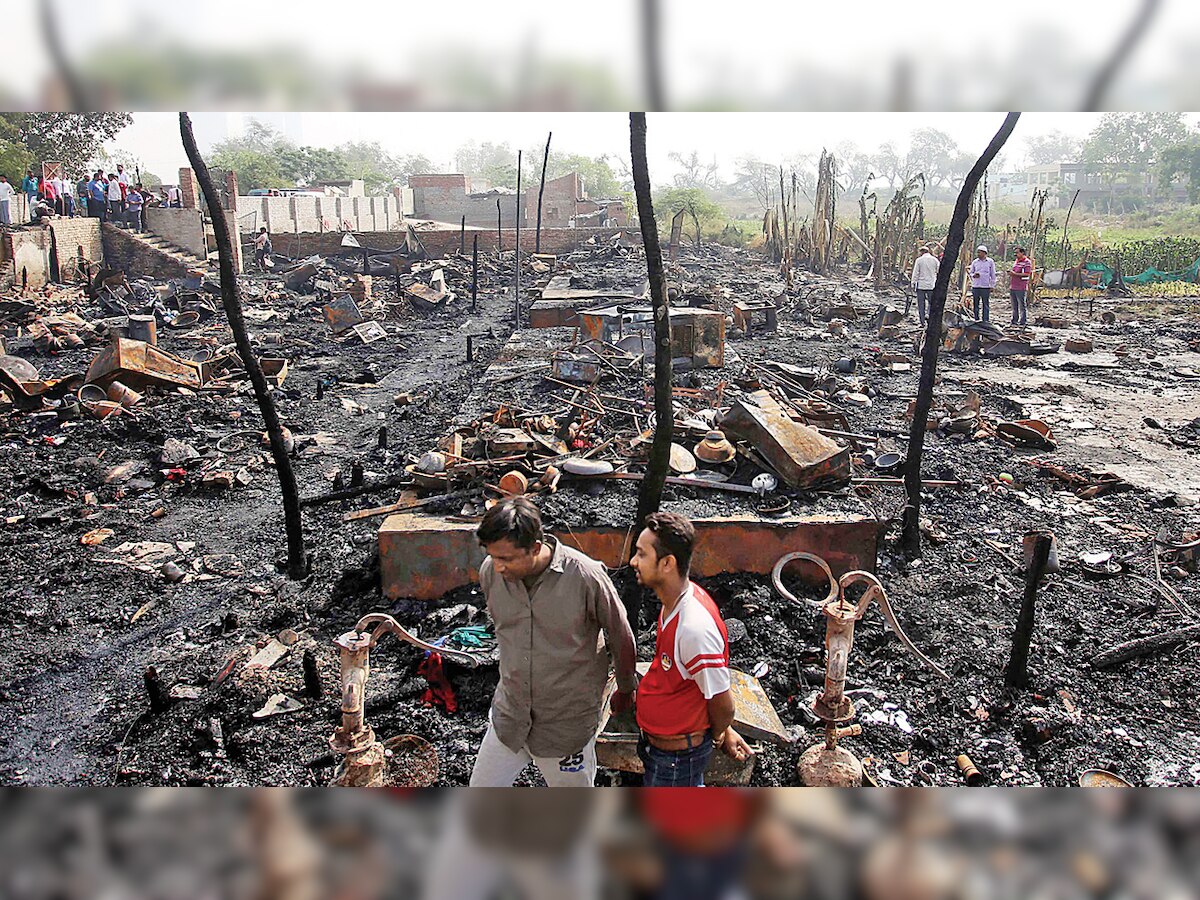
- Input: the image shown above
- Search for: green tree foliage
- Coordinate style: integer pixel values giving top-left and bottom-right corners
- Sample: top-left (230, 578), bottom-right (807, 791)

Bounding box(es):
top-left (0, 112), bottom-right (132, 175)
top-left (541, 152), bottom-right (622, 198)
top-left (211, 122), bottom-right (412, 193)
top-left (278, 146), bottom-right (350, 187)
top-left (0, 115), bottom-right (35, 181)
top-left (1159, 134), bottom-right (1200, 203)
top-left (653, 186), bottom-right (725, 245)
top-left (1082, 113), bottom-right (1189, 182)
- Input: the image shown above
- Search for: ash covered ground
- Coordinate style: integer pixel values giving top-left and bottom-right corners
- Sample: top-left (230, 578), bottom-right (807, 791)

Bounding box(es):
top-left (2, 239), bottom-right (1198, 787)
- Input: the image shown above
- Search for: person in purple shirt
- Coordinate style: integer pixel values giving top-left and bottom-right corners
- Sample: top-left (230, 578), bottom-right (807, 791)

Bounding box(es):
top-left (969, 245), bottom-right (997, 323)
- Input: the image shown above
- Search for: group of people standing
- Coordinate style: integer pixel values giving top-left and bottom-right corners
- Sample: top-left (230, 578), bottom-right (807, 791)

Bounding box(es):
top-left (469, 497), bottom-right (751, 789)
top-left (0, 169), bottom-right (77, 225)
top-left (909, 243), bottom-right (1034, 327)
top-left (0, 163), bottom-right (185, 231)
top-left (84, 165), bottom-right (154, 232)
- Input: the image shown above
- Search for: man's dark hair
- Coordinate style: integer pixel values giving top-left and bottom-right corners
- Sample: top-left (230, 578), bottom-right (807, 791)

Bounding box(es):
top-left (1015, 246), bottom-right (1027, 253)
top-left (477, 496), bottom-right (543, 550)
top-left (644, 511), bottom-right (695, 575)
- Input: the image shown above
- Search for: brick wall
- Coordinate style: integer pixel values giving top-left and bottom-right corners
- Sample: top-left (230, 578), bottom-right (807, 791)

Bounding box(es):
top-left (525, 173), bottom-right (581, 227)
top-left (178, 168), bottom-right (199, 209)
top-left (48, 217), bottom-right (103, 280)
top-left (145, 207), bottom-right (206, 258)
top-left (265, 226), bottom-right (624, 259)
top-left (101, 224), bottom-right (189, 279)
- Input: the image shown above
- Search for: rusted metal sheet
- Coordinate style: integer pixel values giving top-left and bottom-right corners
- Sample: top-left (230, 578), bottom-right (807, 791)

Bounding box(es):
top-left (85, 337), bottom-right (203, 390)
top-left (720, 390), bottom-right (850, 489)
top-left (578, 305), bottom-right (724, 369)
top-left (733, 299), bottom-right (778, 334)
top-left (322, 296), bottom-right (365, 334)
top-left (260, 358), bottom-right (288, 388)
top-left (379, 511), bottom-right (879, 600)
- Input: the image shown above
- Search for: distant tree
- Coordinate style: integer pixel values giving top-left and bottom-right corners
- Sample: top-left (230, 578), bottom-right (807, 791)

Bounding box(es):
top-left (1082, 112), bottom-right (1189, 196)
top-left (0, 115), bottom-right (35, 181)
top-left (905, 127), bottom-right (959, 190)
top-left (731, 154), bottom-right (778, 209)
top-left (667, 150), bottom-right (720, 189)
top-left (279, 146), bottom-right (350, 187)
top-left (872, 141), bottom-right (907, 189)
top-left (835, 141), bottom-right (875, 197)
top-left (653, 186), bottom-right (725, 246)
top-left (210, 146), bottom-right (287, 192)
top-left (532, 151), bottom-right (622, 198)
top-left (0, 112), bottom-right (132, 173)
top-left (1159, 134), bottom-right (1200, 203)
top-left (338, 141), bottom-right (409, 193)
top-left (1024, 130), bottom-right (1083, 166)
top-left (454, 140), bottom-right (519, 188)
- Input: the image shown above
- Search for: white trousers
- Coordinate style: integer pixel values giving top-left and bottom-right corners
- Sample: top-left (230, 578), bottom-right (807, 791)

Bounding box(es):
top-left (421, 795), bottom-right (599, 900)
top-left (469, 717), bottom-right (597, 787)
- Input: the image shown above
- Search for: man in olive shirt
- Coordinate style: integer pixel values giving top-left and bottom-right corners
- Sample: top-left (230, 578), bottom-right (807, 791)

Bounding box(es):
top-left (470, 497), bottom-right (638, 786)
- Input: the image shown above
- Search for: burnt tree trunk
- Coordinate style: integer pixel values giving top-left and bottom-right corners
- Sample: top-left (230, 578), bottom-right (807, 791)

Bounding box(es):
top-left (535, 131), bottom-right (552, 254)
top-left (180, 113), bottom-right (308, 579)
top-left (1005, 531), bottom-right (1052, 688)
top-left (901, 113), bottom-right (1020, 559)
top-left (630, 112), bottom-right (673, 535)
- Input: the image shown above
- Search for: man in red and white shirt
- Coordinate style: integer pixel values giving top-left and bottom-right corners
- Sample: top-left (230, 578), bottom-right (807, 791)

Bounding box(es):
top-left (1009, 246), bottom-right (1033, 326)
top-left (630, 511), bottom-right (752, 786)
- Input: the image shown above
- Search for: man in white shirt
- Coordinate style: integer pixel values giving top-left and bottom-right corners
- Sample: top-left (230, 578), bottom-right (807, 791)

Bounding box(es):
top-left (58, 177), bottom-right (74, 217)
top-left (0, 175), bottom-right (13, 225)
top-left (107, 173), bottom-right (124, 224)
top-left (909, 245), bottom-right (940, 326)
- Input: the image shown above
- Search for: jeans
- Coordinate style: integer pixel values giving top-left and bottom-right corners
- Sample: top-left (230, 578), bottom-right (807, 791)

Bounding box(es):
top-left (0, 200), bottom-right (9, 225)
top-left (657, 841), bottom-right (748, 900)
top-left (1010, 289), bottom-right (1027, 325)
top-left (972, 287), bottom-right (991, 322)
top-left (638, 733), bottom-right (713, 787)
top-left (128, 209), bottom-right (143, 232)
top-left (108, 199), bottom-right (123, 222)
top-left (915, 288), bottom-right (933, 324)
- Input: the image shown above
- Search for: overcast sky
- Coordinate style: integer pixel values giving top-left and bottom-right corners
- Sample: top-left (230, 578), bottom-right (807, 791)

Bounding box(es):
top-left (116, 112), bottom-right (1114, 186)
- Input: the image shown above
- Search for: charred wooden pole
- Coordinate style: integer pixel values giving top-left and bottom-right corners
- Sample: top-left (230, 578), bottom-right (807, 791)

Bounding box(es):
top-left (901, 113), bottom-right (1019, 559)
top-left (1005, 531), bottom-right (1052, 688)
top-left (779, 166), bottom-right (791, 286)
top-left (535, 131), bottom-right (552, 254)
top-left (630, 112), bottom-right (673, 535)
top-left (471, 233), bottom-right (479, 312)
top-left (180, 112), bottom-right (307, 579)
top-left (515, 149), bottom-right (522, 327)
top-left (641, 0), bottom-right (665, 110)
top-left (496, 199), bottom-right (502, 254)
top-left (460, 215), bottom-right (465, 254)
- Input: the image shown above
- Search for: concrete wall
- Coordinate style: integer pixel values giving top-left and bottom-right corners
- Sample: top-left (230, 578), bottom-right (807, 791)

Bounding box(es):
top-left (144, 207), bottom-right (206, 258)
top-left (1, 229), bottom-right (52, 289)
top-left (464, 192), bottom-right (521, 229)
top-left (101, 224), bottom-right (189, 279)
top-left (236, 194), bottom-right (402, 234)
top-left (265, 226), bottom-right (625, 259)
